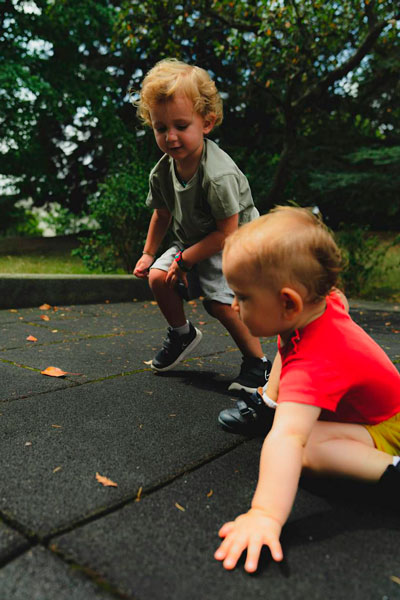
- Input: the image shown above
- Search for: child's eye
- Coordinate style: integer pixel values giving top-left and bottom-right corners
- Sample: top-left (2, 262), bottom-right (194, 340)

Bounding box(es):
top-left (155, 126), bottom-right (166, 133)
top-left (236, 295), bottom-right (247, 302)
top-left (176, 124), bottom-right (188, 130)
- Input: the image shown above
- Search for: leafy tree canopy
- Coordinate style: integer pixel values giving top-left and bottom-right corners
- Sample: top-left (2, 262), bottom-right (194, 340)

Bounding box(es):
top-left (0, 0), bottom-right (399, 231)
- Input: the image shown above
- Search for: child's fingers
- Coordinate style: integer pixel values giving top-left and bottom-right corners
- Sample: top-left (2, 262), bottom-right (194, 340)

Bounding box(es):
top-left (244, 536), bottom-right (263, 573)
top-left (222, 536), bottom-right (248, 570)
top-left (268, 538), bottom-right (284, 562)
top-left (218, 521), bottom-right (234, 538)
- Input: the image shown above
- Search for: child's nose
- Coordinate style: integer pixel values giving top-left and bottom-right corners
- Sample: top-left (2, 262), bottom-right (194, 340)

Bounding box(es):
top-left (166, 129), bottom-right (178, 141)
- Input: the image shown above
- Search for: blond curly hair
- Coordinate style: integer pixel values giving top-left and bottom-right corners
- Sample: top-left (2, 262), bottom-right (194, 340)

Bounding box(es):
top-left (133, 58), bottom-right (223, 127)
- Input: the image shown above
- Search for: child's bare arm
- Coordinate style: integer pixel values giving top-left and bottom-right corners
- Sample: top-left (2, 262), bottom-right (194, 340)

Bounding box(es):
top-left (165, 213), bottom-right (238, 287)
top-left (181, 213), bottom-right (238, 267)
top-left (264, 352), bottom-right (282, 402)
top-left (215, 402), bottom-right (321, 572)
top-left (133, 208), bottom-right (171, 278)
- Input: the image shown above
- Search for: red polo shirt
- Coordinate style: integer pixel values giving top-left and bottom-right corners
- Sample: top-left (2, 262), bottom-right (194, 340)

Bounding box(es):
top-left (278, 292), bottom-right (400, 424)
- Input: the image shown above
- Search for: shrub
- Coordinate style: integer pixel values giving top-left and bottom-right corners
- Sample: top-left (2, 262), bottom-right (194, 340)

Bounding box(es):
top-left (336, 226), bottom-right (399, 298)
top-left (73, 157), bottom-right (152, 273)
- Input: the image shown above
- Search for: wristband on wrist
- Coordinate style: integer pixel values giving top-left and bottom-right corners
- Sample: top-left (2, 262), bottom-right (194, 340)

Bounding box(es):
top-left (174, 250), bottom-right (191, 272)
top-left (142, 251), bottom-right (155, 258)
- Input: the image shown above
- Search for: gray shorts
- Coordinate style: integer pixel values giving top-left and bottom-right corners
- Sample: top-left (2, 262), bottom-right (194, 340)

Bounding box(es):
top-left (150, 243), bottom-right (234, 305)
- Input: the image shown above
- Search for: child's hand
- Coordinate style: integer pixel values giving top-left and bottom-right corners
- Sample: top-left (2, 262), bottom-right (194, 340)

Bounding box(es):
top-left (165, 260), bottom-right (188, 288)
top-left (214, 508), bottom-right (283, 572)
top-left (133, 254), bottom-right (154, 278)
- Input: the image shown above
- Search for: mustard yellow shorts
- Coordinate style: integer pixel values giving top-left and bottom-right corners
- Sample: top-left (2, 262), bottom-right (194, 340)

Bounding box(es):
top-left (364, 412), bottom-right (400, 455)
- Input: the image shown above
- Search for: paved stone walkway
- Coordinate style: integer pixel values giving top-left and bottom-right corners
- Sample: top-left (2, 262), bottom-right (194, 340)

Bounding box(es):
top-left (0, 298), bottom-right (399, 599)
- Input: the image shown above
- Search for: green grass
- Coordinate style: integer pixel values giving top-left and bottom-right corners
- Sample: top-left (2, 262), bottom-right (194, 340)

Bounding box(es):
top-left (0, 252), bottom-right (126, 275)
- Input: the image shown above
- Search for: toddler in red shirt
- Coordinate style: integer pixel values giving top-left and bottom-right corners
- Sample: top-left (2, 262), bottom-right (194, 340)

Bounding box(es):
top-left (215, 205), bottom-right (400, 573)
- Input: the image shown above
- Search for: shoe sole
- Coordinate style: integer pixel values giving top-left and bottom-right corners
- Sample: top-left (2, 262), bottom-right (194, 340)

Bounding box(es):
top-left (227, 381), bottom-right (258, 393)
top-left (217, 415), bottom-right (260, 436)
top-left (151, 328), bottom-right (203, 372)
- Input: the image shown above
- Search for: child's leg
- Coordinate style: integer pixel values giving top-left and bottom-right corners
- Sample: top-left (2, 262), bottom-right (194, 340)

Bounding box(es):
top-left (302, 421), bottom-right (393, 482)
top-left (148, 267), bottom-right (202, 372)
top-left (149, 268), bottom-right (186, 327)
top-left (206, 300), bottom-right (263, 357)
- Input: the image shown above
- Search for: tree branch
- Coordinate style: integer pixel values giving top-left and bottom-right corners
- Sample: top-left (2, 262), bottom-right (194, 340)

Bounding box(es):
top-left (292, 19), bottom-right (388, 112)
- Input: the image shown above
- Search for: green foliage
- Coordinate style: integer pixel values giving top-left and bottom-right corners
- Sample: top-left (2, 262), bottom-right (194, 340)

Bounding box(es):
top-left (336, 226), bottom-right (400, 298)
top-left (309, 146), bottom-right (400, 227)
top-left (73, 153), bottom-right (152, 273)
top-left (0, 203), bottom-right (42, 238)
top-left (1, 0), bottom-right (399, 231)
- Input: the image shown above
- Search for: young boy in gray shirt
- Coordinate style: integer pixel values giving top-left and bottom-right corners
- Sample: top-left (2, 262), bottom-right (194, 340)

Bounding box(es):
top-left (132, 58), bottom-right (271, 393)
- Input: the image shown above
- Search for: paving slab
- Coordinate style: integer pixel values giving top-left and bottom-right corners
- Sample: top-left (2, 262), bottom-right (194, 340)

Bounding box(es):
top-left (0, 546), bottom-right (117, 599)
top-left (0, 371), bottom-right (246, 538)
top-left (52, 440), bottom-right (400, 600)
top-left (0, 361), bottom-right (78, 402)
top-left (0, 298), bottom-right (399, 600)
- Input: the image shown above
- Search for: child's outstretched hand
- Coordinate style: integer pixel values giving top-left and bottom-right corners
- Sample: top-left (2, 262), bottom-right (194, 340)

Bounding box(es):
top-left (214, 508), bottom-right (283, 572)
top-left (133, 254), bottom-right (154, 278)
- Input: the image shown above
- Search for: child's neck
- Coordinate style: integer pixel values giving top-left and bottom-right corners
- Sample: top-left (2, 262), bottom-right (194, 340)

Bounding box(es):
top-left (280, 298), bottom-right (327, 345)
top-left (174, 142), bottom-right (204, 184)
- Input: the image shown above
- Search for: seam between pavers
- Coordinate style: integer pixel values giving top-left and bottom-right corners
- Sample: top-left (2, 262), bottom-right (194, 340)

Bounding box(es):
top-left (0, 346), bottom-right (250, 405)
top-left (38, 437), bottom-right (250, 544)
top-left (0, 539), bottom-right (36, 570)
top-left (42, 551), bottom-right (135, 600)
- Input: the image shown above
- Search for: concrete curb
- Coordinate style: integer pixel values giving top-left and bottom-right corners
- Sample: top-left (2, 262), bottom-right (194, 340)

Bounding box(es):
top-left (0, 274), bottom-right (399, 312)
top-left (0, 274), bottom-right (153, 309)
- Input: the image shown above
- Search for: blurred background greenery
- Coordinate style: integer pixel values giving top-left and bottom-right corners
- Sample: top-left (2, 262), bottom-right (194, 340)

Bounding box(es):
top-left (0, 0), bottom-right (399, 298)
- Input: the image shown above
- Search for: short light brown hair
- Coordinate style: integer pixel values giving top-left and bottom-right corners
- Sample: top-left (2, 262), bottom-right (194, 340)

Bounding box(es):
top-left (224, 206), bottom-right (343, 303)
top-left (134, 58), bottom-right (223, 127)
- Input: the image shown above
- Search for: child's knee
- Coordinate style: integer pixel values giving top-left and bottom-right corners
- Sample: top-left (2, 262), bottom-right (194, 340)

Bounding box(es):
top-left (149, 268), bottom-right (167, 292)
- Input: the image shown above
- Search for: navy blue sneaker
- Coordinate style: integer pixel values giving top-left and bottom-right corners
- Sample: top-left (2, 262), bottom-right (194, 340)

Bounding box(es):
top-left (151, 322), bottom-right (202, 372)
top-left (228, 356), bottom-right (272, 393)
top-left (218, 389), bottom-right (276, 436)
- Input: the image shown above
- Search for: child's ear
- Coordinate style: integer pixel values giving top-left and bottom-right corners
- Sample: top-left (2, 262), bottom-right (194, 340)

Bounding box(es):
top-left (279, 287), bottom-right (303, 319)
top-left (203, 113), bottom-right (217, 134)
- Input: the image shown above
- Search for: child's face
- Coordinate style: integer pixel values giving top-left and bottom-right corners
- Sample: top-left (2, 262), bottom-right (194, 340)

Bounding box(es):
top-left (224, 250), bottom-right (286, 339)
top-left (149, 95), bottom-right (215, 171)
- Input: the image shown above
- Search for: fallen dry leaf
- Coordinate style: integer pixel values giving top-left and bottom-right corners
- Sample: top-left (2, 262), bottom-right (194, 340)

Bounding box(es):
top-left (40, 315), bottom-right (50, 321)
top-left (26, 335), bottom-right (37, 342)
top-left (41, 366), bottom-right (82, 377)
top-left (175, 502), bottom-right (186, 512)
top-left (25, 441), bottom-right (32, 447)
top-left (53, 466), bottom-right (62, 473)
top-left (198, 321), bottom-right (206, 325)
top-left (51, 424), bottom-right (62, 428)
top-left (10, 309), bottom-right (18, 313)
top-left (390, 576), bottom-right (400, 585)
top-left (143, 359), bottom-right (153, 365)
top-left (41, 366), bottom-right (68, 377)
top-left (39, 303), bottom-right (51, 310)
top-left (150, 301), bottom-right (157, 305)
top-left (206, 489), bottom-right (213, 498)
top-left (96, 472), bottom-right (118, 487)
top-left (135, 486), bottom-right (143, 502)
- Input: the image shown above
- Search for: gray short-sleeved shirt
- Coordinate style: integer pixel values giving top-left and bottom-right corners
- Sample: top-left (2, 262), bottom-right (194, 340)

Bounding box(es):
top-left (146, 138), bottom-right (259, 246)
